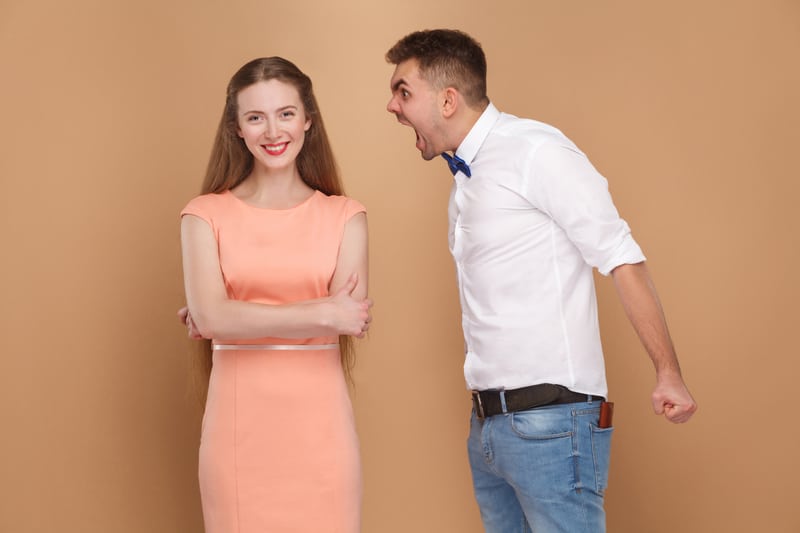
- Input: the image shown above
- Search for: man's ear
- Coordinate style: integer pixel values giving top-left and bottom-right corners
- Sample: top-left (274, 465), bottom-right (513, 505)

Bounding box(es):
top-left (441, 87), bottom-right (459, 118)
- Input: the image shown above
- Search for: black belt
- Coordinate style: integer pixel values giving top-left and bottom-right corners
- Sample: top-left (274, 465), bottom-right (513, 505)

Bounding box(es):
top-left (471, 383), bottom-right (600, 419)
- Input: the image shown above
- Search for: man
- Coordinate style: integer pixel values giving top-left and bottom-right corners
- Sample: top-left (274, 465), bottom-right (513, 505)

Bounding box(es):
top-left (385, 29), bottom-right (696, 532)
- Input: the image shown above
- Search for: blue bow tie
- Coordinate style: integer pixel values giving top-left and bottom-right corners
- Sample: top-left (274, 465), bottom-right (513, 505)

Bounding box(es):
top-left (441, 152), bottom-right (471, 177)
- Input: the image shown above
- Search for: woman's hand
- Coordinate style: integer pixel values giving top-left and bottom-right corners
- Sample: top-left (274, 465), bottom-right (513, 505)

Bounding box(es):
top-left (323, 273), bottom-right (373, 337)
top-left (177, 306), bottom-right (204, 339)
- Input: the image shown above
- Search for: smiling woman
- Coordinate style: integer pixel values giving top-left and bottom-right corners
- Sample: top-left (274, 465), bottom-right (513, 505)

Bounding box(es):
top-left (236, 80), bottom-right (311, 179)
top-left (178, 57), bottom-right (371, 533)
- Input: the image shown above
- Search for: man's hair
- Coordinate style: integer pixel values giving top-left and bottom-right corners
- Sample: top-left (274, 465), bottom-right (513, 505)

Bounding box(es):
top-left (386, 29), bottom-right (488, 109)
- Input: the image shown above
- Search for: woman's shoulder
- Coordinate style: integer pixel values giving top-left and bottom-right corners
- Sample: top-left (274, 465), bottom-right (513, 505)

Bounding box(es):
top-left (181, 190), bottom-right (232, 217)
top-left (316, 192), bottom-right (366, 218)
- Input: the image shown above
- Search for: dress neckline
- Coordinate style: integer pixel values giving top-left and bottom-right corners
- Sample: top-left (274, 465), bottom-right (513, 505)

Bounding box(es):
top-left (224, 189), bottom-right (320, 211)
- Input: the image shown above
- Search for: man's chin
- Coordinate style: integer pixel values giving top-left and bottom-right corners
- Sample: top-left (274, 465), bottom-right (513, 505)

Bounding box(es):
top-left (419, 148), bottom-right (439, 162)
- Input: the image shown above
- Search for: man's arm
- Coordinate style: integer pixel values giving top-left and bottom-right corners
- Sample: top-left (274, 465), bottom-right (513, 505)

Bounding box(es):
top-left (611, 262), bottom-right (697, 423)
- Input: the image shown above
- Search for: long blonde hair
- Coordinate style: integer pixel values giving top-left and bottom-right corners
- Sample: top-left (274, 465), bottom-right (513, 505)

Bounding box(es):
top-left (191, 57), bottom-right (356, 401)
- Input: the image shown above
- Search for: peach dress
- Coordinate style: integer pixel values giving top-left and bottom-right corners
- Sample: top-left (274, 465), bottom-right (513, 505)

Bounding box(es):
top-left (181, 190), bottom-right (364, 533)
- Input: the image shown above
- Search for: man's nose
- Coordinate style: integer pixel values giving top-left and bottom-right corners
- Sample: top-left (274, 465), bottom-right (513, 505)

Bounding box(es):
top-left (386, 96), bottom-right (398, 114)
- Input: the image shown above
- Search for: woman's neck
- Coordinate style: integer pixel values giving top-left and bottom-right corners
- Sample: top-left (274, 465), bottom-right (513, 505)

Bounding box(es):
top-left (232, 167), bottom-right (314, 209)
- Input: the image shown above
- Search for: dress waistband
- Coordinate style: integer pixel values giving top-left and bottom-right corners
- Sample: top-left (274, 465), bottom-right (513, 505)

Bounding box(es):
top-left (212, 343), bottom-right (339, 351)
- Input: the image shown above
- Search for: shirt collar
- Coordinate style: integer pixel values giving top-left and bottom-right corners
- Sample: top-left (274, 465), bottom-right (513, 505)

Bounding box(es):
top-left (455, 102), bottom-right (501, 166)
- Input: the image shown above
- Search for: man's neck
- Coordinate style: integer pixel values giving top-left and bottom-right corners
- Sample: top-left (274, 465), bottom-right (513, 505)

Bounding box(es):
top-left (448, 101), bottom-right (488, 153)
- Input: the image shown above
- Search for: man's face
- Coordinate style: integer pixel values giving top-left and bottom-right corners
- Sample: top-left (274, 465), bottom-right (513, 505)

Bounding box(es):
top-left (386, 58), bottom-right (446, 161)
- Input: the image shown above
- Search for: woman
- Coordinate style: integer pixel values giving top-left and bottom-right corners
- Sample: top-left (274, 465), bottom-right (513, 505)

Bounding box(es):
top-left (180, 57), bottom-right (370, 533)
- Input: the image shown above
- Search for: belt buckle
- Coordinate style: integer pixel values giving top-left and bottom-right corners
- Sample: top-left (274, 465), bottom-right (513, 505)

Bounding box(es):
top-left (471, 391), bottom-right (485, 419)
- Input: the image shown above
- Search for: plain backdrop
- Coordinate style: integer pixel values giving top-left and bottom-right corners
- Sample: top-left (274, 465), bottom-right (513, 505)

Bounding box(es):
top-left (1, 0), bottom-right (798, 531)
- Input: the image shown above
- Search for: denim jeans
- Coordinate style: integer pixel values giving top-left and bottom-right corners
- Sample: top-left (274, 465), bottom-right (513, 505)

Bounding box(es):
top-left (467, 400), bottom-right (612, 533)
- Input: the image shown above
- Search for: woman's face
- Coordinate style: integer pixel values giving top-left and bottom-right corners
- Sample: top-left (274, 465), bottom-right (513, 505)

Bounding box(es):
top-left (236, 79), bottom-right (311, 173)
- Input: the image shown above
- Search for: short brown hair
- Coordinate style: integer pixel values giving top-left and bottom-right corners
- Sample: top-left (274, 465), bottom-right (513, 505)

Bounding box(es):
top-left (386, 29), bottom-right (488, 109)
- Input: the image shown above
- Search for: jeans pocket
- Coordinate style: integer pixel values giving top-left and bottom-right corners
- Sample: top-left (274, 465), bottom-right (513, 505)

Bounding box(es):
top-left (590, 425), bottom-right (614, 494)
top-left (510, 409), bottom-right (573, 440)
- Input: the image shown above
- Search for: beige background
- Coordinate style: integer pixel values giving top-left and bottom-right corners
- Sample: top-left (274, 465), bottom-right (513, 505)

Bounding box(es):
top-left (1, 0), bottom-right (798, 531)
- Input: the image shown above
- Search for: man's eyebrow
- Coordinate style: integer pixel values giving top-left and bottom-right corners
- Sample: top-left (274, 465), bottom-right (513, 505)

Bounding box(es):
top-left (391, 78), bottom-right (408, 92)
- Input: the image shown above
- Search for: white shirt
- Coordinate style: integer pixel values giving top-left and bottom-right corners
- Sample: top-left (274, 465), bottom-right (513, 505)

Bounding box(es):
top-left (448, 103), bottom-right (645, 397)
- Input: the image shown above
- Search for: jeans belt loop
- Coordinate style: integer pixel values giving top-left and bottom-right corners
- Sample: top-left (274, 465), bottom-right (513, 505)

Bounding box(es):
top-left (499, 390), bottom-right (508, 414)
top-left (472, 391), bottom-right (485, 419)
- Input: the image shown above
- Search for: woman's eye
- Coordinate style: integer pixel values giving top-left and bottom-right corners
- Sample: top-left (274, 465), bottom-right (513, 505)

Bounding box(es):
top-left (281, 111), bottom-right (295, 118)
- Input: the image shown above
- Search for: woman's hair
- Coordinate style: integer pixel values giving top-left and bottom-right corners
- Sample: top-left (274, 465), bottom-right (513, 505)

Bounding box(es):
top-left (385, 29), bottom-right (489, 110)
top-left (191, 57), bottom-right (356, 402)
top-left (202, 56), bottom-right (342, 196)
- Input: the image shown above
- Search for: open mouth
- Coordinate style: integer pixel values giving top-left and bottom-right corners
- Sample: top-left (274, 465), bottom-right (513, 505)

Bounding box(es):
top-left (262, 143), bottom-right (289, 156)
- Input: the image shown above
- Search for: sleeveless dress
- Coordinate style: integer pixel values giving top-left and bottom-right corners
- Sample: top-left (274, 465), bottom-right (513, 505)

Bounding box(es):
top-left (181, 189), bottom-right (365, 533)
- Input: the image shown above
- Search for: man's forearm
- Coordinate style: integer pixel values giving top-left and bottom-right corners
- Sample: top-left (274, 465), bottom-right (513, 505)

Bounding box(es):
top-left (610, 262), bottom-right (681, 376)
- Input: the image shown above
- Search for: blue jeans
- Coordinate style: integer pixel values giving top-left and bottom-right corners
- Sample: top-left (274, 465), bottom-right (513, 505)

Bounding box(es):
top-left (467, 400), bottom-right (612, 533)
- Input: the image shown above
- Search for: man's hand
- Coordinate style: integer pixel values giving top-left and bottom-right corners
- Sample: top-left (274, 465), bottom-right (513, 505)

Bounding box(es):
top-left (652, 372), bottom-right (697, 423)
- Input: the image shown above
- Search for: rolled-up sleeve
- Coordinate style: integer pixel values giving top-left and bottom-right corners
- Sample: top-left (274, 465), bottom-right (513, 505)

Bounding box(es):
top-left (525, 141), bottom-right (645, 275)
